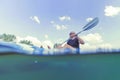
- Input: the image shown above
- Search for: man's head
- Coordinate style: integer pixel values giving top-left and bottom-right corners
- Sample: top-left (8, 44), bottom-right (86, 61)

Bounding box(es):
top-left (69, 31), bottom-right (76, 38)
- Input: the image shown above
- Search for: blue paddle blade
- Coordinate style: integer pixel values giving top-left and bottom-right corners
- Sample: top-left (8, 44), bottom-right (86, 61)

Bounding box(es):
top-left (83, 17), bottom-right (99, 31)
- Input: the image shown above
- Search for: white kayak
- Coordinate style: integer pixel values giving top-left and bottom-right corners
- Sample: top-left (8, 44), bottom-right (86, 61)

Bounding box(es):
top-left (0, 42), bottom-right (79, 55)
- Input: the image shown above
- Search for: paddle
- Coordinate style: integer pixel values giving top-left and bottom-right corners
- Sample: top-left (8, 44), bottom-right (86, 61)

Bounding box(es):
top-left (61, 17), bottom-right (99, 44)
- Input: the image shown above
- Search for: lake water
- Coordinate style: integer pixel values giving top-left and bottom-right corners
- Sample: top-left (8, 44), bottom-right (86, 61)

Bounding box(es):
top-left (0, 53), bottom-right (120, 80)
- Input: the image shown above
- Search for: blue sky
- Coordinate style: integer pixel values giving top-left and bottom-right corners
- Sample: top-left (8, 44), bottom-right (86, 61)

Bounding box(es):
top-left (0, 0), bottom-right (120, 49)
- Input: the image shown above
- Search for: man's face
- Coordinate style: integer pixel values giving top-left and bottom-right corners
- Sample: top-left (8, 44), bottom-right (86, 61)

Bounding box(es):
top-left (69, 32), bottom-right (76, 38)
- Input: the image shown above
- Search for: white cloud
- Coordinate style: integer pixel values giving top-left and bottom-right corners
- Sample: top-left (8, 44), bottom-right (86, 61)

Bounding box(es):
top-left (59, 16), bottom-right (71, 21)
top-left (50, 20), bottom-right (68, 31)
top-left (44, 34), bottom-right (48, 39)
top-left (16, 36), bottom-right (54, 49)
top-left (81, 43), bottom-right (97, 50)
top-left (81, 33), bottom-right (103, 44)
top-left (42, 40), bottom-right (53, 49)
top-left (104, 6), bottom-right (120, 17)
top-left (15, 36), bottom-right (23, 42)
top-left (86, 17), bottom-right (93, 22)
top-left (24, 36), bottom-right (42, 47)
top-left (81, 43), bottom-right (112, 51)
top-left (50, 21), bottom-right (55, 24)
top-left (80, 33), bottom-right (112, 51)
top-left (30, 16), bottom-right (40, 24)
top-left (16, 36), bottom-right (42, 47)
top-left (98, 43), bottom-right (112, 49)
top-left (55, 24), bottom-right (67, 30)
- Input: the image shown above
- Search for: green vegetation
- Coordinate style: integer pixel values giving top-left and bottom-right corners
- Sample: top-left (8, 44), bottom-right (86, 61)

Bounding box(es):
top-left (20, 40), bottom-right (33, 46)
top-left (0, 33), bottom-right (33, 46)
top-left (0, 33), bottom-right (16, 42)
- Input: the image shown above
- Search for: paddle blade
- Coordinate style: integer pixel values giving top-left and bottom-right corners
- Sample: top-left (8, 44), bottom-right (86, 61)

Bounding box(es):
top-left (83, 17), bottom-right (99, 31)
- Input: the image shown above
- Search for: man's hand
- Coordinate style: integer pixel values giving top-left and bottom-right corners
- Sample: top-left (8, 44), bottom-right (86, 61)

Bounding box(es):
top-left (76, 37), bottom-right (85, 45)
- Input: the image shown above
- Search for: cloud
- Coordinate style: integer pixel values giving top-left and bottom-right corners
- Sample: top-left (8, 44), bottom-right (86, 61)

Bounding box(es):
top-left (44, 34), bottom-right (48, 39)
top-left (81, 33), bottom-right (103, 44)
top-left (80, 33), bottom-right (112, 51)
top-left (16, 36), bottom-right (42, 47)
top-left (42, 40), bottom-right (53, 49)
top-left (16, 36), bottom-right (54, 49)
top-left (86, 18), bottom-right (93, 22)
top-left (59, 16), bottom-right (71, 21)
top-left (30, 16), bottom-right (40, 24)
top-left (50, 20), bottom-right (68, 31)
top-left (50, 21), bottom-right (55, 24)
top-left (81, 43), bottom-right (112, 51)
top-left (98, 43), bottom-right (112, 49)
top-left (81, 43), bottom-right (97, 50)
top-left (104, 6), bottom-right (120, 17)
top-left (54, 24), bottom-right (67, 30)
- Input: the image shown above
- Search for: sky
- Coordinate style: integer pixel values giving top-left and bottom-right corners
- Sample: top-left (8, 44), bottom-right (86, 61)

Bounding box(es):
top-left (0, 0), bottom-right (120, 50)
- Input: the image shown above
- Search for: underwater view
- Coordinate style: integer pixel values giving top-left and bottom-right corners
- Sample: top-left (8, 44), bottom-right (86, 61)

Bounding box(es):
top-left (0, 53), bottom-right (120, 80)
top-left (0, 0), bottom-right (120, 80)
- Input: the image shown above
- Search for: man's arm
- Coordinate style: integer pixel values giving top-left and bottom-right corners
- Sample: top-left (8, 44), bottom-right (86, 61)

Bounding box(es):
top-left (77, 37), bottom-right (85, 45)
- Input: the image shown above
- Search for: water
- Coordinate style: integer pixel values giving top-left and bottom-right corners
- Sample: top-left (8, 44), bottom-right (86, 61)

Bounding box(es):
top-left (0, 53), bottom-right (120, 80)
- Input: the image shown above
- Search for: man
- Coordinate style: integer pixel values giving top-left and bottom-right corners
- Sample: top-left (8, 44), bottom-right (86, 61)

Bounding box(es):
top-left (58, 31), bottom-right (85, 53)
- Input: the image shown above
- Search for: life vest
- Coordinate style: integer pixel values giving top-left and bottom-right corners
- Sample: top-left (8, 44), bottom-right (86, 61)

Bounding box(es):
top-left (67, 37), bottom-right (79, 48)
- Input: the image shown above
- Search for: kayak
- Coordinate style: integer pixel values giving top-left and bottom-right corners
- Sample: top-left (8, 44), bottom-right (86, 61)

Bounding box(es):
top-left (0, 42), bottom-right (78, 55)
top-left (0, 42), bottom-right (21, 53)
